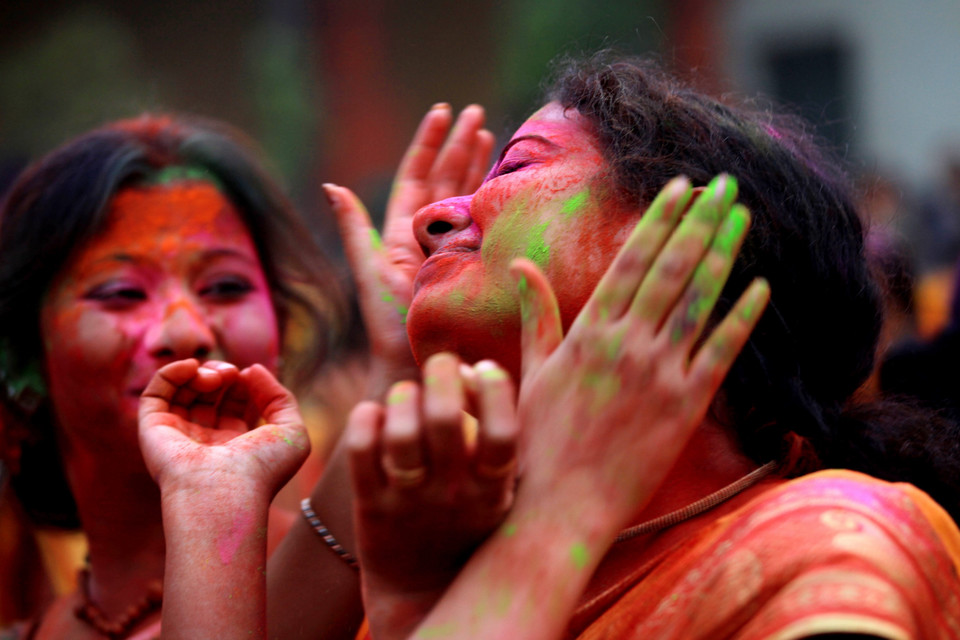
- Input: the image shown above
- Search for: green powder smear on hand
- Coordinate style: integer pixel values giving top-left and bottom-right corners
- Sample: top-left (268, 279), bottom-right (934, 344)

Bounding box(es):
top-left (369, 228), bottom-right (384, 252)
top-left (570, 542), bottom-right (590, 569)
top-left (418, 622), bottom-right (458, 639)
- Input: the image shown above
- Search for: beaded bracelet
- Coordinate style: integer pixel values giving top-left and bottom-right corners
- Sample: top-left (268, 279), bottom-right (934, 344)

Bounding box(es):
top-left (300, 497), bottom-right (360, 570)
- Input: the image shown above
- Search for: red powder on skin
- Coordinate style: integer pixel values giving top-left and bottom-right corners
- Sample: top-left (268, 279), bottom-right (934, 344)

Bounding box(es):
top-left (104, 183), bottom-right (234, 257)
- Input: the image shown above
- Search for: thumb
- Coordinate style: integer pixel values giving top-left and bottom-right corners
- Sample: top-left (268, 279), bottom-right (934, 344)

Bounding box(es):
top-left (509, 258), bottom-right (563, 386)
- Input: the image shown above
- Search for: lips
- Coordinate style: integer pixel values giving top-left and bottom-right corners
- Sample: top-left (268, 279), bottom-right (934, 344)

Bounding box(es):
top-left (413, 243), bottom-right (479, 294)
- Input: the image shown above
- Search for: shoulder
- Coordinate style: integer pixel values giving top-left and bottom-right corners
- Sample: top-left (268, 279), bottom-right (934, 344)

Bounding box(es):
top-left (724, 469), bottom-right (960, 587)
top-left (582, 471), bottom-right (960, 639)
top-left (711, 469), bottom-right (960, 638)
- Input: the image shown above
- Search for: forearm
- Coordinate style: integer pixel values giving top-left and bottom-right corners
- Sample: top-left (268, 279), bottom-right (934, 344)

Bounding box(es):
top-left (408, 493), bottom-right (618, 640)
top-left (161, 487), bottom-right (271, 640)
top-left (267, 439), bottom-right (364, 640)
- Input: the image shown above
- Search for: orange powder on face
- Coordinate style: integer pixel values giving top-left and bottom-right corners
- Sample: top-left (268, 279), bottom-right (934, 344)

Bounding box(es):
top-left (101, 182), bottom-right (240, 258)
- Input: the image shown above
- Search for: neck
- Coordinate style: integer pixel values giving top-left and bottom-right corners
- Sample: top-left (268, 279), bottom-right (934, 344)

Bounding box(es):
top-left (61, 439), bottom-right (167, 616)
top-left (628, 417), bottom-right (764, 530)
top-left (583, 417), bottom-right (781, 604)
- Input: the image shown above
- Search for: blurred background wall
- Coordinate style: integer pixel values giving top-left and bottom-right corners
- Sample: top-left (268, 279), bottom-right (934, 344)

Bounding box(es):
top-left (2, 0), bottom-right (957, 270)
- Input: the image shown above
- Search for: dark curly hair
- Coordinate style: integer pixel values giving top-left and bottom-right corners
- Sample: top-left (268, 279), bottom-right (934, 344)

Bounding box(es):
top-left (548, 54), bottom-right (960, 518)
top-left (0, 114), bottom-right (346, 527)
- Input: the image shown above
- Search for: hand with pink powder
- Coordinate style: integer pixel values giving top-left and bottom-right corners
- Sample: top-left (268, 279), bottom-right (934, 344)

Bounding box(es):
top-left (138, 358), bottom-right (309, 638)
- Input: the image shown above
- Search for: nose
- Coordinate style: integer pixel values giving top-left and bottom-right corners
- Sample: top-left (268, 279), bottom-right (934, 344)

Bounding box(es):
top-left (413, 196), bottom-right (474, 258)
top-left (145, 298), bottom-right (216, 362)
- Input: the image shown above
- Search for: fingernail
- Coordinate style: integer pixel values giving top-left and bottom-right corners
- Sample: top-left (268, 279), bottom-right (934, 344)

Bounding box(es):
top-left (475, 360), bottom-right (507, 381)
top-left (740, 278), bottom-right (771, 322)
top-left (430, 102), bottom-right (450, 111)
top-left (387, 385), bottom-right (411, 405)
top-left (666, 175), bottom-right (690, 192)
top-left (711, 174), bottom-right (738, 208)
top-left (321, 183), bottom-right (338, 208)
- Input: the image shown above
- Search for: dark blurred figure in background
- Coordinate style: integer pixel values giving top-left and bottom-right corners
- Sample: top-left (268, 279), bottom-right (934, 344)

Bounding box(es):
top-left (880, 257), bottom-right (960, 427)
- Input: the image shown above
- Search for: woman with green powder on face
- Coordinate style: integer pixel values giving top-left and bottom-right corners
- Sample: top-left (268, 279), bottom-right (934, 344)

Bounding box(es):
top-left (147, 54), bottom-right (960, 639)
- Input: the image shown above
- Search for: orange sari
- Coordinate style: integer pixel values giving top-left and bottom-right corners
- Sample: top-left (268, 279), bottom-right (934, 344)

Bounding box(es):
top-left (576, 470), bottom-right (960, 639)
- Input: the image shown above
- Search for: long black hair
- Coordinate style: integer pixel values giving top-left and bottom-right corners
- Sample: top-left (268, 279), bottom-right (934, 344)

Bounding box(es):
top-left (548, 54), bottom-right (960, 519)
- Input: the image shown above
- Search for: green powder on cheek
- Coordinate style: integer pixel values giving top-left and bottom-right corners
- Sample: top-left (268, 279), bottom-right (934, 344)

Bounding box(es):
top-left (448, 289), bottom-right (467, 308)
top-left (560, 188), bottom-right (590, 219)
top-left (525, 222), bottom-right (551, 268)
top-left (482, 196), bottom-right (551, 270)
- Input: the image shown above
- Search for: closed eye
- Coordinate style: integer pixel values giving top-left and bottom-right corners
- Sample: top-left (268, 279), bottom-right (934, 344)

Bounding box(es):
top-left (85, 283), bottom-right (147, 308)
top-left (494, 159), bottom-right (530, 177)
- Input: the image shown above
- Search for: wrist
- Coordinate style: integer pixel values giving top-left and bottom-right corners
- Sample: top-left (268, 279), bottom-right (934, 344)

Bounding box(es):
top-left (161, 481), bottom-right (272, 524)
top-left (507, 479), bottom-right (625, 555)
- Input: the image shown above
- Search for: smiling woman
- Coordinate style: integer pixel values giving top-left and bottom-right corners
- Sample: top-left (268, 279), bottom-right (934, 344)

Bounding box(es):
top-left (326, 54), bottom-right (960, 639)
top-left (136, 55), bottom-right (960, 640)
top-left (0, 114), bottom-right (344, 639)
top-left (41, 181), bottom-right (282, 452)
top-left (408, 103), bottom-right (639, 377)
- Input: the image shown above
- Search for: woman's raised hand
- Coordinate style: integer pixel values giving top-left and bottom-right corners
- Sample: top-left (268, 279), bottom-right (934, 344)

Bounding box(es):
top-left (325, 105), bottom-right (494, 396)
top-left (138, 358), bottom-right (309, 497)
top-left (139, 359), bottom-right (310, 639)
top-left (393, 176), bottom-right (769, 640)
top-left (510, 174), bottom-right (770, 530)
top-left (346, 352), bottom-right (518, 640)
